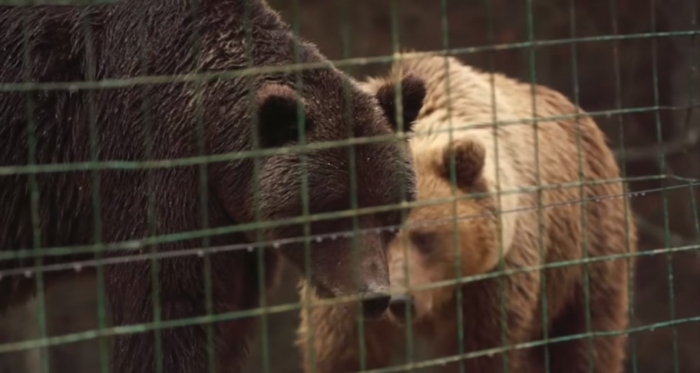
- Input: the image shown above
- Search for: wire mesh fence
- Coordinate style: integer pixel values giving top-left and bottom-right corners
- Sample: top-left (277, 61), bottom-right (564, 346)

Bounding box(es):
top-left (0, 0), bottom-right (698, 373)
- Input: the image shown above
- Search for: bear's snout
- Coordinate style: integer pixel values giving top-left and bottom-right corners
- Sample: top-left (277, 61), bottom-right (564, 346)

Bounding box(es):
top-left (360, 292), bottom-right (392, 319)
top-left (387, 293), bottom-right (415, 324)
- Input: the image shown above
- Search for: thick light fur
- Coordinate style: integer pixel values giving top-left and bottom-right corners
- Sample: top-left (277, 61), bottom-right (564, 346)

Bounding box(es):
top-left (296, 53), bottom-right (638, 373)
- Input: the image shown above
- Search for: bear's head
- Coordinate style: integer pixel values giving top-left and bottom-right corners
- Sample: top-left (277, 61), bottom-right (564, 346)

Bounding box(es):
top-left (232, 68), bottom-right (427, 319)
top-left (384, 136), bottom-right (501, 324)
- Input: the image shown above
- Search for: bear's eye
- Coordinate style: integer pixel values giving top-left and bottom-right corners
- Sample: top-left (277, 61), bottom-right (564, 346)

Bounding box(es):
top-left (410, 231), bottom-right (435, 255)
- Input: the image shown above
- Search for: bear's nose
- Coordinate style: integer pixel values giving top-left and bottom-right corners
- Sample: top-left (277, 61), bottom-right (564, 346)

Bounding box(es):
top-left (361, 292), bottom-right (391, 319)
top-left (388, 293), bottom-right (415, 324)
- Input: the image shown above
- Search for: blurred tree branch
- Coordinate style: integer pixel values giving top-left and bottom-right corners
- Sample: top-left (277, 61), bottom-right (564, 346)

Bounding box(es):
top-left (614, 114), bottom-right (699, 162)
top-left (635, 216), bottom-right (691, 247)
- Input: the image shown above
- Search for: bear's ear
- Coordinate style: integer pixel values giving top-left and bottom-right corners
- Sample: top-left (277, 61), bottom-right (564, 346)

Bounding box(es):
top-left (374, 74), bottom-right (426, 133)
top-left (255, 83), bottom-right (310, 149)
top-left (440, 138), bottom-right (486, 189)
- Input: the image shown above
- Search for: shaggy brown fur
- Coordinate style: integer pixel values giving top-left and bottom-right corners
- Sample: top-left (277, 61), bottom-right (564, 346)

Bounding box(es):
top-left (296, 53), bottom-right (637, 373)
top-left (0, 2), bottom-right (426, 372)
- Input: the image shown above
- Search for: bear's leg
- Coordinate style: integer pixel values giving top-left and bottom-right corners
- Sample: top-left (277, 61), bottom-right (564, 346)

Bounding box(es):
top-left (436, 320), bottom-right (533, 373)
top-left (296, 283), bottom-right (397, 373)
top-left (546, 260), bottom-right (629, 373)
top-left (435, 273), bottom-right (540, 373)
top-left (106, 247), bottom-right (263, 373)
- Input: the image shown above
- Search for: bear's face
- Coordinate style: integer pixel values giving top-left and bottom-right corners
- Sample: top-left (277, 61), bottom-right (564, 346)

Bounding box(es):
top-left (242, 69), bottom-right (426, 318)
top-left (385, 137), bottom-right (499, 324)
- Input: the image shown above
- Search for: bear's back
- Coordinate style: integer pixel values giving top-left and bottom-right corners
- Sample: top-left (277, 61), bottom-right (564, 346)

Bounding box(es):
top-left (0, 0), bottom-right (333, 257)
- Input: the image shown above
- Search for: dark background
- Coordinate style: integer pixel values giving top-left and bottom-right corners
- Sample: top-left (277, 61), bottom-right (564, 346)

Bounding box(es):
top-left (0, 0), bottom-right (698, 372)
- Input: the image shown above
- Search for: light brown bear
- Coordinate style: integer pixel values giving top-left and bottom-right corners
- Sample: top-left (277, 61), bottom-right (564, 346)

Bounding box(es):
top-left (295, 53), bottom-right (638, 373)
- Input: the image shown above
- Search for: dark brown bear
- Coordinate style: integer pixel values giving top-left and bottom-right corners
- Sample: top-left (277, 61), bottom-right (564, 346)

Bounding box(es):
top-left (297, 53), bottom-right (637, 373)
top-left (0, 1), bottom-right (426, 372)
